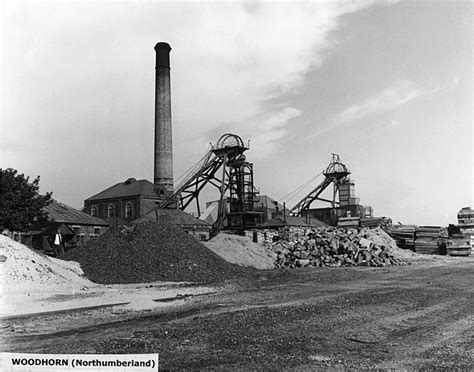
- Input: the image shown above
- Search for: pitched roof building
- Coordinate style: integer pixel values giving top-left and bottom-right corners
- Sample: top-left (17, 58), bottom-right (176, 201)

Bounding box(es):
top-left (46, 199), bottom-right (109, 226)
top-left (24, 199), bottom-right (109, 256)
top-left (83, 178), bottom-right (162, 226)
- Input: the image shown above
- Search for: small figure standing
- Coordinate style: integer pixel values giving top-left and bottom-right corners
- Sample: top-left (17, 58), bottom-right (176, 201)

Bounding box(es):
top-left (53, 228), bottom-right (65, 257)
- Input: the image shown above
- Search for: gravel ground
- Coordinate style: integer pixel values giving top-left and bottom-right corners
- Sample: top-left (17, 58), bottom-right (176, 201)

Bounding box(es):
top-left (2, 256), bottom-right (473, 370)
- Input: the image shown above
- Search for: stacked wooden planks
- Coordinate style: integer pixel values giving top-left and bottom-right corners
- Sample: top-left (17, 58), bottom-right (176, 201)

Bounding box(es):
top-left (414, 226), bottom-right (448, 255)
top-left (360, 217), bottom-right (392, 229)
top-left (415, 226), bottom-right (448, 254)
top-left (337, 217), bottom-right (360, 228)
top-left (388, 225), bottom-right (416, 250)
top-left (446, 236), bottom-right (471, 256)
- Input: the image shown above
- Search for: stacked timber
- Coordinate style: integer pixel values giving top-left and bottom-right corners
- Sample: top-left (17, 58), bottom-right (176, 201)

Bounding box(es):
top-left (360, 217), bottom-right (392, 229)
top-left (388, 225), bottom-right (416, 250)
top-left (272, 227), bottom-right (404, 269)
top-left (414, 226), bottom-right (448, 255)
top-left (337, 217), bottom-right (360, 228)
top-left (446, 237), bottom-right (471, 256)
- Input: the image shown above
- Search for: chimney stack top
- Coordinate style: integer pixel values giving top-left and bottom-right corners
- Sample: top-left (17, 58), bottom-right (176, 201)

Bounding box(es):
top-left (154, 42), bottom-right (171, 51)
top-left (154, 42), bottom-right (172, 68)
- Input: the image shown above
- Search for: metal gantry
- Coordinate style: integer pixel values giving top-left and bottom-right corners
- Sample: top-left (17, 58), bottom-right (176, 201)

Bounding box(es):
top-left (158, 133), bottom-right (260, 230)
top-left (226, 156), bottom-right (260, 230)
top-left (290, 153), bottom-right (351, 216)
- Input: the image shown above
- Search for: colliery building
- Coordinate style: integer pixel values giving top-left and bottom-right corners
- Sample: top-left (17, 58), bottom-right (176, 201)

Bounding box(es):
top-left (82, 41), bottom-right (374, 236)
top-left (82, 42), bottom-right (211, 240)
top-left (24, 199), bottom-right (109, 255)
top-left (83, 42), bottom-right (178, 225)
top-left (83, 178), bottom-right (162, 226)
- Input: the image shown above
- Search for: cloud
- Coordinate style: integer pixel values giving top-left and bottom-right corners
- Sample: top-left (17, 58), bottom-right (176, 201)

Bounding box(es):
top-left (313, 79), bottom-right (439, 137)
top-left (245, 107), bottom-right (302, 160)
top-left (1, 1), bottom-right (393, 206)
top-left (171, 2), bottom-right (376, 135)
top-left (4, 1), bottom-right (382, 150)
top-left (337, 80), bottom-right (437, 123)
top-left (366, 119), bottom-right (402, 138)
top-left (164, 1), bottom-right (396, 162)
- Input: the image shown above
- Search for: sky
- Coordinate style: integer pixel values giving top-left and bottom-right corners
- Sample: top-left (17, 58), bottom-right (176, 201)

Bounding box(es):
top-left (1, 0), bottom-right (472, 226)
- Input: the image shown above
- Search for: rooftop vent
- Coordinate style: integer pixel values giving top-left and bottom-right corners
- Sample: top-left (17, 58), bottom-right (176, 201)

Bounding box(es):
top-left (124, 178), bottom-right (137, 185)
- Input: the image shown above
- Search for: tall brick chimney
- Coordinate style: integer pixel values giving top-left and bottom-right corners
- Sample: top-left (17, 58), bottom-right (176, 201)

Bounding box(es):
top-left (153, 42), bottom-right (173, 197)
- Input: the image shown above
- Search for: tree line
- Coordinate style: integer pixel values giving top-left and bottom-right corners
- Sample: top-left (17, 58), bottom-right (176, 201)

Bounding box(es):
top-left (1, 168), bottom-right (52, 232)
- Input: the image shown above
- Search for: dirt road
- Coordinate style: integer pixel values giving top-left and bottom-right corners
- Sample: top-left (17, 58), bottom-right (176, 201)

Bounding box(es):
top-left (2, 256), bottom-right (473, 370)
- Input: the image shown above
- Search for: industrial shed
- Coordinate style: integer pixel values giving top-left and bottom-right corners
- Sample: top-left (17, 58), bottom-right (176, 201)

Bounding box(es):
top-left (24, 199), bottom-right (109, 255)
top-left (262, 215), bottom-right (327, 229)
top-left (23, 222), bottom-right (75, 256)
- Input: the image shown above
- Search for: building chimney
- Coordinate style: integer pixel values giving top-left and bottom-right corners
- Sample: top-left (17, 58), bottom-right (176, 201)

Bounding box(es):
top-left (153, 42), bottom-right (173, 196)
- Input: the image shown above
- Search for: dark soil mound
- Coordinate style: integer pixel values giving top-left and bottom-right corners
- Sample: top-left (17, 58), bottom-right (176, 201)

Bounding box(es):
top-left (62, 221), bottom-right (248, 284)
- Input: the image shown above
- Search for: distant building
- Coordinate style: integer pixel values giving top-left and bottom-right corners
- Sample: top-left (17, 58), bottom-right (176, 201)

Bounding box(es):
top-left (457, 206), bottom-right (474, 248)
top-left (200, 195), bottom-right (293, 227)
top-left (253, 195), bottom-right (287, 223)
top-left (83, 178), bottom-right (162, 226)
top-left (302, 205), bottom-right (373, 227)
top-left (84, 177), bottom-right (212, 239)
top-left (262, 215), bottom-right (327, 229)
top-left (24, 199), bottom-right (109, 256)
top-left (300, 179), bottom-right (373, 226)
top-left (200, 194), bottom-right (327, 229)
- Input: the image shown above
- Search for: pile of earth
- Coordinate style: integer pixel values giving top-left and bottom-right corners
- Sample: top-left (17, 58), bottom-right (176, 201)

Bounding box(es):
top-left (62, 221), bottom-right (248, 284)
top-left (204, 233), bottom-right (275, 269)
top-left (359, 227), bottom-right (418, 260)
top-left (0, 234), bottom-right (93, 294)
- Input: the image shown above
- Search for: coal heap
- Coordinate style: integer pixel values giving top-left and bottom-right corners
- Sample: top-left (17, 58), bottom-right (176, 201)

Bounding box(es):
top-left (62, 221), bottom-right (247, 284)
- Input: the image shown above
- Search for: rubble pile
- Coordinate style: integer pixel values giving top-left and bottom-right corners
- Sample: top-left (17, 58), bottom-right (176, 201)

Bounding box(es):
top-left (63, 221), bottom-right (246, 284)
top-left (271, 227), bottom-right (406, 269)
top-left (388, 225), bottom-right (416, 250)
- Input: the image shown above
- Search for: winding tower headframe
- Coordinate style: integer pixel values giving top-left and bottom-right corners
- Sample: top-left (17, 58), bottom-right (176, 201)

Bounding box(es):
top-left (323, 153), bottom-right (351, 208)
top-left (289, 153), bottom-right (351, 216)
top-left (158, 133), bottom-right (260, 231)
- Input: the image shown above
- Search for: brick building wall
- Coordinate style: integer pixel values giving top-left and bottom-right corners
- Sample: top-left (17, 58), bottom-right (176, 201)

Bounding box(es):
top-left (84, 195), bottom-right (163, 227)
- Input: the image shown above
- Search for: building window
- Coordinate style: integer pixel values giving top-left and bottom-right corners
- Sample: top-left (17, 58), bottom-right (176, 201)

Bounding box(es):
top-left (77, 233), bottom-right (85, 246)
top-left (108, 204), bottom-right (115, 218)
top-left (91, 206), bottom-right (98, 217)
top-left (125, 202), bottom-right (134, 219)
top-left (86, 226), bottom-right (102, 240)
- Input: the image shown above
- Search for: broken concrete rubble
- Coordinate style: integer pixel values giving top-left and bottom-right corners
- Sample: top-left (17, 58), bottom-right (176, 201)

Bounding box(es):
top-left (270, 227), bottom-right (405, 269)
